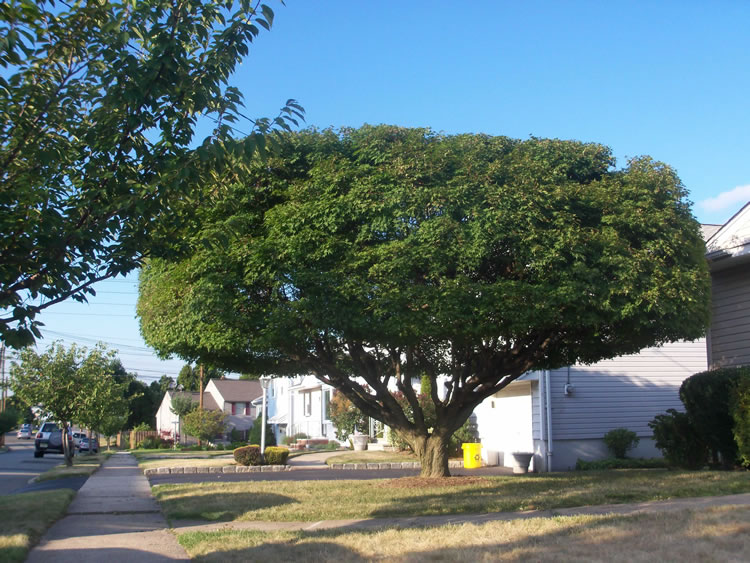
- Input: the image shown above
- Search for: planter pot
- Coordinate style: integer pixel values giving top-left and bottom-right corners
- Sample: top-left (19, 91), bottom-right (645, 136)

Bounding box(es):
top-left (510, 452), bottom-right (533, 474)
top-left (351, 434), bottom-right (369, 451)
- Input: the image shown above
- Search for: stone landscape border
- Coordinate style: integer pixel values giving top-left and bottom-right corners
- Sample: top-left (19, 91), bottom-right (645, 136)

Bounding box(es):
top-left (143, 460), bottom-right (465, 475)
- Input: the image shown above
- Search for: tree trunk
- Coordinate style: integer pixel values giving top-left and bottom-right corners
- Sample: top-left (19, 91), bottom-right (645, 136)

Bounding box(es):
top-left (62, 422), bottom-right (73, 467)
top-left (412, 433), bottom-right (451, 478)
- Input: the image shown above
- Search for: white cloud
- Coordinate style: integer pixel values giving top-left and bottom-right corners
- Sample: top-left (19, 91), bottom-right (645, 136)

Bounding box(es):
top-left (699, 184), bottom-right (750, 212)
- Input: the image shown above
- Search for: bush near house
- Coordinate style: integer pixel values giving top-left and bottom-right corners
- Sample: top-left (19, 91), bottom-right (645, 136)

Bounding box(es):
top-left (649, 409), bottom-right (708, 469)
top-left (679, 367), bottom-right (750, 467)
top-left (603, 428), bottom-right (640, 459)
top-left (233, 445), bottom-right (262, 466)
top-left (731, 377), bottom-right (750, 468)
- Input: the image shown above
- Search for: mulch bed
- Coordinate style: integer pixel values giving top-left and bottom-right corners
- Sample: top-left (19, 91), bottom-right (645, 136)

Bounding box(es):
top-left (380, 476), bottom-right (489, 489)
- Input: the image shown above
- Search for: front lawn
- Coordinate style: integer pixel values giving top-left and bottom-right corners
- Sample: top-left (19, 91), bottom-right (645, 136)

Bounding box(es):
top-left (0, 489), bottom-right (75, 563)
top-left (153, 469), bottom-right (750, 523)
top-left (176, 505), bottom-right (750, 562)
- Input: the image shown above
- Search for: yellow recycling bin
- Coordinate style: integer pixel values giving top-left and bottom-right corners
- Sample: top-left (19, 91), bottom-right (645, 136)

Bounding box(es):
top-left (462, 442), bottom-right (482, 469)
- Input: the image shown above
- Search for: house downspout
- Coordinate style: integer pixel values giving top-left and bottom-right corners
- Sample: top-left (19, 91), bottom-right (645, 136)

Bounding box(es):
top-left (545, 370), bottom-right (553, 472)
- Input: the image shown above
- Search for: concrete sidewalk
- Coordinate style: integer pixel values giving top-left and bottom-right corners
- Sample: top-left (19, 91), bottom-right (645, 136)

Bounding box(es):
top-left (27, 452), bottom-right (188, 562)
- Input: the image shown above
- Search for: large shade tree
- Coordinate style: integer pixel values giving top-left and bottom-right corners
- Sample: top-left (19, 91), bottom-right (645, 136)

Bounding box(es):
top-left (138, 125), bottom-right (711, 477)
top-left (0, 0), bottom-right (302, 347)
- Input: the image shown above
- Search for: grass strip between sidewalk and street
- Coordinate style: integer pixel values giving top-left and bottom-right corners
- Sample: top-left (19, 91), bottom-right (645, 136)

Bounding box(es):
top-left (35, 452), bottom-right (112, 482)
top-left (153, 469), bottom-right (750, 523)
top-left (175, 505), bottom-right (750, 562)
top-left (0, 489), bottom-right (75, 563)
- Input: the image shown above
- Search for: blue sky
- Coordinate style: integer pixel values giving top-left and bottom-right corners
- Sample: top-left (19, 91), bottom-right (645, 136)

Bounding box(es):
top-left (19, 0), bottom-right (750, 380)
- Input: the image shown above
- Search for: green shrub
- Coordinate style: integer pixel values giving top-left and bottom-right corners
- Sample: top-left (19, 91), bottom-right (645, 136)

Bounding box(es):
top-left (575, 457), bottom-right (668, 470)
top-left (731, 377), bottom-right (750, 468)
top-left (649, 408), bottom-right (708, 469)
top-left (248, 415), bottom-right (276, 446)
top-left (680, 367), bottom-right (750, 467)
top-left (138, 436), bottom-right (170, 449)
top-left (603, 428), bottom-right (640, 459)
top-left (0, 408), bottom-right (18, 434)
top-left (264, 446), bottom-right (290, 465)
top-left (234, 445), bottom-right (262, 466)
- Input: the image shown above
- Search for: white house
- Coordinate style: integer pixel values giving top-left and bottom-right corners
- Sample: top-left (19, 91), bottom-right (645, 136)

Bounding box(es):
top-left (262, 375), bottom-right (337, 445)
top-left (472, 216), bottom-right (747, 471)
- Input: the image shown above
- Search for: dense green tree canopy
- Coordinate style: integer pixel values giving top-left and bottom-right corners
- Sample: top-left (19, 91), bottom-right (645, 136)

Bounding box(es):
top-left (11, 342), bottom-right (128, 464)
top-left (0, 0), bottom-right (302, 346)
top-left (138, 125), bottom-right (711, 476)
top-left (177, 364), bottom-right (223, 392)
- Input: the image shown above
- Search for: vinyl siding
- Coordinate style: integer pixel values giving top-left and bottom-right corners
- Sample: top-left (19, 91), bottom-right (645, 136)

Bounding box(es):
top-left (548, 340), bottom-right (707, 440)
top-left (710, 262), bottom-right (750, 369)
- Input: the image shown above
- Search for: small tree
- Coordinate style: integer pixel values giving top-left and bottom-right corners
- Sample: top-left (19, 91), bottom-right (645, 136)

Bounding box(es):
top-left (99, 414), bottom-right (128, 451)
top-left (181, 409), bottom-right (226, 445)
top-left (75, 350), bottom-right (130, 452)
top-left (248, 414), bottom-right (276, 447)
top-left (328, 391), bottom-right (368, 442)
top-left (169, 394), bottom-right (197, 444)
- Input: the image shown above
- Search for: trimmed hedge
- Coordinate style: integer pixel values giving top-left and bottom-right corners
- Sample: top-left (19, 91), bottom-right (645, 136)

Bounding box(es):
top-left (680, 366), bottom-right (750, 467)
top-left (265, 446), bottom-right (290, 465)
top-left (234, 445), bottom-right (262, 466)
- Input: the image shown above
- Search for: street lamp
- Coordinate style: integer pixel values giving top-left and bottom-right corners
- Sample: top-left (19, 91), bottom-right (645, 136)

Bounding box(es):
top-left (260, 376), bottom-right (271, 462)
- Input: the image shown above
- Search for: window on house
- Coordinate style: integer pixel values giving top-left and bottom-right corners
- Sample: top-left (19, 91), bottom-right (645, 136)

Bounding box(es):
top-left (303, 392), bottom-right (312, 417)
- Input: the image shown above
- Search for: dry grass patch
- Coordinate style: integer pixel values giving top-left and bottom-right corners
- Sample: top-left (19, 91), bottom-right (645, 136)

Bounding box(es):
top-left (0, 489), bottom-right (75, 563)
top-left (153, 469), bottom-right (750, 523)
top-left (176, 505), bottom-right (750, 562)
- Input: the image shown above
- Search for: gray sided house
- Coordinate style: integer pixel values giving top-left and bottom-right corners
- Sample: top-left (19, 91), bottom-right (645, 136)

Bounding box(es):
top-left (705, 202), bottom-right (750, 369)
top-left (474, 214), bottom-right (750, 472)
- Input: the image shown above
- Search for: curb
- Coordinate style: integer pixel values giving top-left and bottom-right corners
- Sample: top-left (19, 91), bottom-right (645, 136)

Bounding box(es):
top-left (143, 460), bottom-right (467, 475)
top-left (144, 465), bottom-right (292, 476)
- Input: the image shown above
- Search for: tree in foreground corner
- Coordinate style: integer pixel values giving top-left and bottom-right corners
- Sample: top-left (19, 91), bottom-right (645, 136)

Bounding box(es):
top-left (0, 0), bottom-right (302, 347)
top-left (138, 125), bottom-right (711, 477)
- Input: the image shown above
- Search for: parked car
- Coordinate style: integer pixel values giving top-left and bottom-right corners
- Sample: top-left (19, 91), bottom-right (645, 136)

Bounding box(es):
top-left (17, 423), bottom-right (33, 439)
top-left (34, 422), bottom-right (73, 458)
top-left (77, 436), bottom-right (99, 453)
top-left (72, 432), bottom-right (87, 447)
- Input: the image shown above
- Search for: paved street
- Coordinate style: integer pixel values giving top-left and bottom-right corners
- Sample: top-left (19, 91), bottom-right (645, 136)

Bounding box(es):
top-left (0, 432), bottom-right (64, 495)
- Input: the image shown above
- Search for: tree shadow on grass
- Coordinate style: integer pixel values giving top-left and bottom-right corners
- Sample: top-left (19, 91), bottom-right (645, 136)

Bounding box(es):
top-left (160, 491), bottom-right (297, 521)
top-left (185, 507), bottom-right (749, 562)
